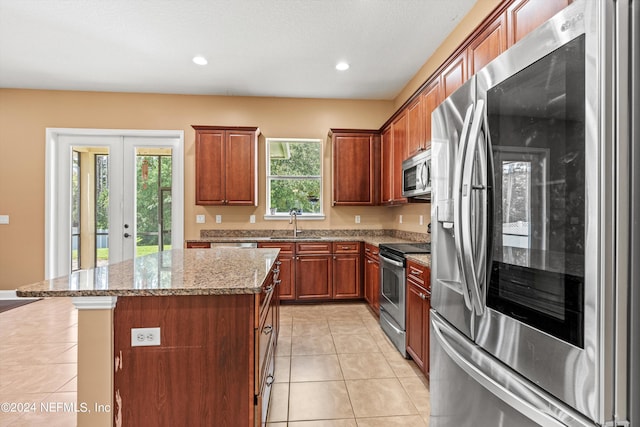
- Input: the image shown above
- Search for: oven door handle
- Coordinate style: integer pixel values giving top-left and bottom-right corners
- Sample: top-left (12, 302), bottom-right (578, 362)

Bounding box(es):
top-left (380, 254), bottom-right (404, 268)
top-left (461, 100), bottom-right (487, 314)
top-left (453, 104), bottom-right (475, 311)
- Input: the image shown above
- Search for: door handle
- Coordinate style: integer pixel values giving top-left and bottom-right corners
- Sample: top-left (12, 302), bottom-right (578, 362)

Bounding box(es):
top-left (453, 104), bottom-right (475, 311)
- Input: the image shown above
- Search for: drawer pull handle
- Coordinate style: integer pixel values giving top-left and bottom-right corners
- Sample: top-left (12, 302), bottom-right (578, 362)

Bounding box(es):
top-left (274, 279), bottom-right (282, 285)
top-left (411, 270), bottom-right (422, 275)
top-left (341, 246), bottom-right (350, 250)
top-left (263, 324), bottom-right (273, 335)
top-left (265, 375), bottom-right (274, 386)
top-left (272, 268), bottom-right (280, 274)
top-left (367, 260), bottom-right (373, 264)
top-left (263, 285), bottom-right (274, 294)
top-left (275, 260), bottom-right (282, 265)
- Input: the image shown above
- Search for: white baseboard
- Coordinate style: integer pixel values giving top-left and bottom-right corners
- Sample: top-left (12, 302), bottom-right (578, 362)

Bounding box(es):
top-left (0, 290), bottom-right (40, 301)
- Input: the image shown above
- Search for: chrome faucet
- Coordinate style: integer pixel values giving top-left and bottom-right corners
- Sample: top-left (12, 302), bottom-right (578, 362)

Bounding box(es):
top-left (289, 209), bottom-right (300, 238)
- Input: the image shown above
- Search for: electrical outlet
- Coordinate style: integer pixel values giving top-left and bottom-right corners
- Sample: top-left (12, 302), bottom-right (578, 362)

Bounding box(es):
top-left (399, 215), bottom-right (403, 224)
top-left (355, 215), bottom-right (361, 224)
top-left (419, 215), bottom-right (424, 225)
top-left (131, 327), bottom-right (161, 347)
top-left (196, 214), bottom-right (205, 224)
top-left (216, 215), bottom-right (222, 224)
top-left (250, 215), bottom-right (256, 224)
top-left (0, 215), bottom-right (8, 225)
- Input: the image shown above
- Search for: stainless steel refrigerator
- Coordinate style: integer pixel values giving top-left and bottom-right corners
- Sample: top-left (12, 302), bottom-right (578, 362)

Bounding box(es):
top-left (430, 0), bottom-right (638, 425)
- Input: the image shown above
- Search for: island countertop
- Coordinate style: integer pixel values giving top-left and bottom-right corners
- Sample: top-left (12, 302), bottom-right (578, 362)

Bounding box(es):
top-left (16, 248), bottom-right (280, 297)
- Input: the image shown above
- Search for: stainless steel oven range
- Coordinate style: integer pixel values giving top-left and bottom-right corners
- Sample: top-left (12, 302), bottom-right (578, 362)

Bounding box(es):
top-left (379, 242), bottom-right (430, 357)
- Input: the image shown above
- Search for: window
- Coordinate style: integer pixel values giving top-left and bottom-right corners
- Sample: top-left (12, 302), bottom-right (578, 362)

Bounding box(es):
top-left (266, 138), bottom-right (323, 219)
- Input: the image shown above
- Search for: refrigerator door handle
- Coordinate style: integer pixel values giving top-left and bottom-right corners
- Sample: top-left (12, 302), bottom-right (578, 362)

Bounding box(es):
top-left (431, 312), bottom-right (595, 427)
top-left (460, 100), bottom-right (486, 314)
top-left (453, 104), bottom-right (475, 311)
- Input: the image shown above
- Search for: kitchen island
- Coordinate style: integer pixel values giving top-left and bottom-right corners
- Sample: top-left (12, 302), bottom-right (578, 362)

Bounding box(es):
top-left (17, 248), bottom-right (281, 427)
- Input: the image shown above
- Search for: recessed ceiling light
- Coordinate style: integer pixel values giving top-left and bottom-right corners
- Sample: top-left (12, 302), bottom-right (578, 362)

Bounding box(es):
top-left (336, 62), bottom-right (350, 71)
top-left (192, 56), bottom-right (208, 66)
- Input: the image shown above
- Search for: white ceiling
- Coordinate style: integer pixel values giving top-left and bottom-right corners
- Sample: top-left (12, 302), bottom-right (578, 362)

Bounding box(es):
top-left (0, 0), bottom-right (476, 100)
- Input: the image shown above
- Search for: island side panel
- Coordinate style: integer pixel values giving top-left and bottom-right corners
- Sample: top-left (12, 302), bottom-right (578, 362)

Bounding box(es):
top-left (113, 295), bottom-right (254, 426)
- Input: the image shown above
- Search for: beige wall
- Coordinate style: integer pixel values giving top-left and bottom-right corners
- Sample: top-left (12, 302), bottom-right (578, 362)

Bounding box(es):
top-left (0, 89), bottom-right (410, 289)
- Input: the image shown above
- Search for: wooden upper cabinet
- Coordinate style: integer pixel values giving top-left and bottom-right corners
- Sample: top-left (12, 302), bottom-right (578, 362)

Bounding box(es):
top-left (193, 126), bottom-right (259, 206)
top-left (405, 97), bottom-right (424, 159)
top-left (468, 13), bottom-right (507, 77)
top-left (507, 0), bottom-right (571, 47)
top-left (380, 126), bottom-right (393, 205)
top-left (380, 113), bottom-right (407, 206)
top-left (331, 130), bottom-right (379, 206)
top-left (441, 52), bottom-right (467, 99)
top-left (421, 78), bottom-right (441, 150)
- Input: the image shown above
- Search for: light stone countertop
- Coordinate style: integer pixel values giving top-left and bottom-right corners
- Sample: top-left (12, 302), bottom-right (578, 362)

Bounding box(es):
top-left (16, 248), bottom-right (280, 298)
top-left (406, 254), bottom-right (431, 268)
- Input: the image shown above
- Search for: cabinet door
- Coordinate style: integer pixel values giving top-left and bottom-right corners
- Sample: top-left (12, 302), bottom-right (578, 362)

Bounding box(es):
top-left (296, 255), bottom-right (332, 300)
top-left (391, 113), bottom-right (408, 205)
top-left (332, 133), bottom-right (377, 206)
top-left (225, 131), bottom-right (257, 206)
top-left (380, 126), bottom-right (393, 205)
top-left (195, 130), bottom-right (225, 205)
top-left (333, 254), bottom-right (361, 299)
top-left (364, 256), bottom-right (380, 316)
top-left (406, 280), bottom-right (427, 372)
top-left (507, 0), bottom-right (570, 47)
top-left (423, 291), bottom-right (431, 378)
top-left (406, 97), bottom-right (424, 159)
top-left (441, 53), bottom-right (467, 99)
top-left (258, 242), bottom-right (295, 301)
top-left (468, 13), bottom-right (507, 77)
top-left (421, 78), bottom-right (441, 150)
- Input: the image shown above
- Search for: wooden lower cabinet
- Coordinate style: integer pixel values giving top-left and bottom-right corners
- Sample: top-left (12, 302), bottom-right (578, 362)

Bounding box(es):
top-left (258, 242), bottom-right (296, 300)
top-left (363, 243), bottom-right (380, 316)
top-left (333, 253), bottom-right (361, 299)
top-left (296, 255), bottom-right (333, 300)
top-left (405, 261), bottom-right (431, 378)
top-left (113, 263), bottom-right (280, 427)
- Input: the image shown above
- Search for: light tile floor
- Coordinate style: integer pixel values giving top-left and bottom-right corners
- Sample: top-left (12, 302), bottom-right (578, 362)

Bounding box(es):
top-left (270, 302), bottom-right (430, 426)
top-left (0, 298), bottom-right (431, 427)
top-left (0, 298), bottom-right (78, 427)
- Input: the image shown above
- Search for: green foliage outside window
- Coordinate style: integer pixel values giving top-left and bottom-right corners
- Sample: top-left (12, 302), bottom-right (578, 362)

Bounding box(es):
top-left (267, 140), bottom-right (322, 215)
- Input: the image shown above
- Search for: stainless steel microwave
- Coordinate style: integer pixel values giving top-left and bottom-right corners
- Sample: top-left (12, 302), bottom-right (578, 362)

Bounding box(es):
top-left (402, 149), bottom-right (431, 199)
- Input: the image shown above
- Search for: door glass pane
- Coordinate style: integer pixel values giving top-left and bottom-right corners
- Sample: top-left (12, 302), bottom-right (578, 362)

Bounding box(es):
top-left (71, 151), bottom-right (81, 271)
top-left (486, 35), bottom-right (585, 347)
top-left (95, 153), bottom-right (109, 267)
top-left (135, 149), bottom-right (172, 257)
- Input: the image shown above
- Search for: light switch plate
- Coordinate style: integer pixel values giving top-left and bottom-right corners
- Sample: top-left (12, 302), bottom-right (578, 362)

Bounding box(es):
top-left (196, 214), bottom-right (205, 224)
top-left (131, 327), bottom-right (161, 347)
top-left (355, 215), bottom-right (361, 224)
top-left (399, 215), bottom-right (403, 224)
top-left (0, 215), bottom-right (8, 225)
top-left (215, 215), bottom-right (222, 224)
top-left (419, 215), bottom-right (424, 225)
top-left (250, 215), bottom-right (256, 224)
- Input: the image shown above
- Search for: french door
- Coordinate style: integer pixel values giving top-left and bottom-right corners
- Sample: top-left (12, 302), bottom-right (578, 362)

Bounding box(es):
top-left (45, 129), bottom-right (184, 279)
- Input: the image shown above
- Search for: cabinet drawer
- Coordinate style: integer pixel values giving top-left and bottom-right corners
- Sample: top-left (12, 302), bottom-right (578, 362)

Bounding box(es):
top-left (364, 243), bottom-right (379, 258)
top-left (407, 260), bottom-right (430, 290)
top-left (255, 349), bottom-right (275, 427)
top-left (333, 241), bottom-right (360, 254)
top-left (258, 270), bottom-right (277, 326)
top-left (296, 242), bottom-right (331, 254)
top-left (256, 302), bottom-right (275, 394)
top-left (185, 241), bottom-right (211, 248)
top-left (258, 242), bottom-right (294, 254)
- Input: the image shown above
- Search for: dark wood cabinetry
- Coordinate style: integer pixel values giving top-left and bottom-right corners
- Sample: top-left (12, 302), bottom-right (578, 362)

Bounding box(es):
top-left (405, 260), bottom-right (431, 378)
top-left (441, 53), bottom-right (467, 100)
top-left (295, 241), bottom-right (362, 301)
top-left (193, 126), bottom-right (259, 206)
top-left (381, 114), bottom-right (408, 206)
top-left (506, 0), bottom-right (570, 47)
top-left (258, 242), bottom-right (296, 301)
top-left (112, 261), bottom-right (280, 427)
top-left (363, 243), bottom-right (380, 316)
top-left (468, 14), bottom-right (507, 77)
top-left (421, 78), bottom-right (441, 151)
top-left (406, 97), bottom-right (425, 159)
top-left (185, 241), bottom-right (211, 248)
top-left (332, 242), bottom-right (362, 299)
top-left (330, 129), bottom-right (379, 206)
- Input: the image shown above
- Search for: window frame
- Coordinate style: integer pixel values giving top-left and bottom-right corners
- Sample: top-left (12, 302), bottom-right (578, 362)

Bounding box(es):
top-left (264, 137), bottom-right (325, 220)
